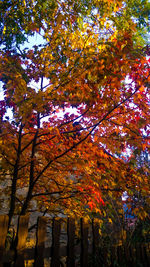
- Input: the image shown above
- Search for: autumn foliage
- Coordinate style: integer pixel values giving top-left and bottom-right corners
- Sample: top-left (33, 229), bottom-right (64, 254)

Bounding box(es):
top-left (0, 0), bottom-right (149, 227)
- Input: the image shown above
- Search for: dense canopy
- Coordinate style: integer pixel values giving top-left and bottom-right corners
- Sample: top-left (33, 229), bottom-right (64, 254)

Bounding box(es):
top-left (0, 0), bottom-right (149, 227)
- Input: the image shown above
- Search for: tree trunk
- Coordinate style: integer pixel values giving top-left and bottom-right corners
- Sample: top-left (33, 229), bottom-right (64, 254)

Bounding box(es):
top-left (20, 129), bottom-right (39, 215)
top-left (8, 124), bottom-right (23, 228)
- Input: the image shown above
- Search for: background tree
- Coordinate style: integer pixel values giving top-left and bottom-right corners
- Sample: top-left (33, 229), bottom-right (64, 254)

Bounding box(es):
top-left (0, 0), bottom-right (149, 228)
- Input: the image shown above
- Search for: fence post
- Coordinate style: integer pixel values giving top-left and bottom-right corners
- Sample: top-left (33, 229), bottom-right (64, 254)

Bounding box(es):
top-left (92, 219), bottom-right (100, 266)
top-left (14, 215), bottom-right (29, 267)
top-left (117, 245), bottom-right (124, 266)
top-left (80, 218), bottom-right (88, 267)
top-left (111, 246), bottom-right (117, 266)
top-left (0, 215), bottom-right (9, 267)
top-left (34, 216), bottom-right (47, 267)
top-left (92, 219), bottom-right (100, 253)
top-left (67, 217), bottom-right (75, 267)
top-left (51, 217), bottom-right (61, 267)
top-left (145, 243), bottom-right (150, 266)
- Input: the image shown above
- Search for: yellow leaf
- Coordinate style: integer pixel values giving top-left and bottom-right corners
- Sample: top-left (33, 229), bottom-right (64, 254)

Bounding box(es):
top-left (108, 218), bottom-right (112, 224)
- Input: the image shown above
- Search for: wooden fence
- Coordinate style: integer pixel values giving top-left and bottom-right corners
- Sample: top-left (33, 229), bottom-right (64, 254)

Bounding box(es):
top-left (0, 215), bottom-right (149, 267)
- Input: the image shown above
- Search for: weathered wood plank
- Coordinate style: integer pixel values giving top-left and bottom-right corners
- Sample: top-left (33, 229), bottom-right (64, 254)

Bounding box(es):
top-left (14, 215), bottom-right (29, 267)
top-left (117, 245), bottom-right (124, 266)
top-left (34, 216), bottom-right (47, 267)
top-left (92, 219), bottom-right (100, 253)
top-left (0, 215), bottom-right (9, 267)
top-left (67, 217), bottom-right (75, 267)
top-left (80, 218), bottom-right (88, 267)
top-left (51, 218), bottom-right (61, 267)
top-left (145, 243), bottom-right (150, 266)
top-left (0, 215), bottom-right (9, 249)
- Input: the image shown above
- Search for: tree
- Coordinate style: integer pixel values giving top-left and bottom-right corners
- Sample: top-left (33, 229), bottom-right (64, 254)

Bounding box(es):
top-left (0, 0), bottom-right (150, 228)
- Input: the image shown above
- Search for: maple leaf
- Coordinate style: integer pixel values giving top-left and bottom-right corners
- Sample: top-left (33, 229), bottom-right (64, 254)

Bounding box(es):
top-left (0, 0), bottom-right (149, 229)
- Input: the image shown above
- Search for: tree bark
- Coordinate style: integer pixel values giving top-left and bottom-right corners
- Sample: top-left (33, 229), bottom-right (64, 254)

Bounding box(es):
top-left (8, 123), bottom-right (23, 228)
top-left (20, 129), bottom-right (39, 215)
